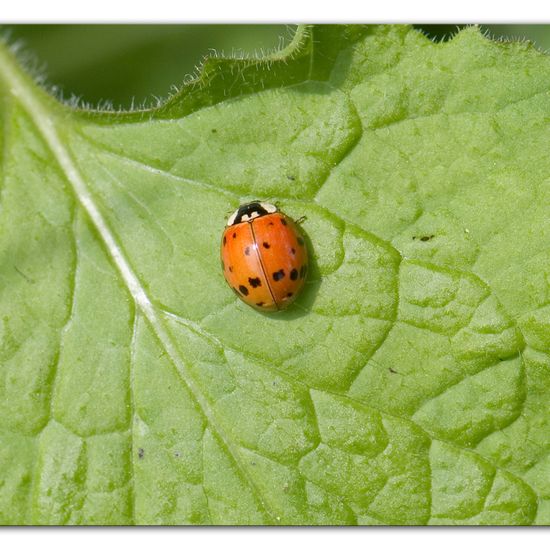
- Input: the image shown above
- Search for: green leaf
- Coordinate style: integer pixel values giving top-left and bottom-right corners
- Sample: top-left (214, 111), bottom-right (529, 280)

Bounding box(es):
top-left (0, 24), bottom-right (549, 525)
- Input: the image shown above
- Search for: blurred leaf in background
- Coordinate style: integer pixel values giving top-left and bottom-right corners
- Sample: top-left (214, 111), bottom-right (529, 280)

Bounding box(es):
top-left (5, 25), bottom-right (295, 108)
top-left (4, 24), bottom-right (550, 110)
top-left (417, 24), bottom-right (550, 50)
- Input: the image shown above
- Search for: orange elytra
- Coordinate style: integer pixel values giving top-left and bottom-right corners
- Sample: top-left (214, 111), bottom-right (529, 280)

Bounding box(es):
top-left (221, 201), bottom-right (308, 311)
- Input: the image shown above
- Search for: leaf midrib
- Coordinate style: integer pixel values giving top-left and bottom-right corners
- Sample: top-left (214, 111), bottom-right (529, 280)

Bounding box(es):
top-left (0, 43), bottom-right (276, 524)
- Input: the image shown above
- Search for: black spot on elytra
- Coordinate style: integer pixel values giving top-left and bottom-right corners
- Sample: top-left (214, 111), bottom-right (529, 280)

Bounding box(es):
top-left (297, 236), bottom-right (304, 246)
top-left (287, 292), bottom-right (293, 298)
top-left (138, 448), bottom-right (144, 459)
top-left (290, 268), bottom-right (298, 281)
top-left (229, 266), bottom-right (233, 272)
top-left (300, 265), bottom-right (308, 279)
top-left (239, 285), bottom-right (249, 296)
top-left (256, 301), bottom-right (265, 307)
top-left (232, 232), bottom-right (237, 239)
top-left (263, 242), bottom-right (271, 249)
top-left (273, 269), bottom-right (285, 282)
top-left (281, 218), bottom-right (287, 226)
top-left (248, 277), bottom-right (261, 288)
top-left (223, 236), bottom-right (227, 246)
top-left (244, 246), bottom-right (250, 256)
top-left (291, 247), bottom-right (296, 255)
top-left (268, 221), bottom-right (274, 226)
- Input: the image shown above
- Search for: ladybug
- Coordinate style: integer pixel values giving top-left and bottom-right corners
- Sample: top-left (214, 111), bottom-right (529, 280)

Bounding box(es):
top-left (221, 201), bottom-right (308, 311)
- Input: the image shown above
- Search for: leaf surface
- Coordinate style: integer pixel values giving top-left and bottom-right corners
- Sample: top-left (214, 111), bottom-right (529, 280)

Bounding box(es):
top-left (1, 25), bottom-right (549, 525)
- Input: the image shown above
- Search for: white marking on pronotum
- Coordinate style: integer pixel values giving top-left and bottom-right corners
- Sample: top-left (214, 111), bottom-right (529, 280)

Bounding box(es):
top-left (227, 201), bottom-right (277, 226)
